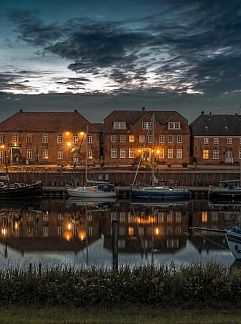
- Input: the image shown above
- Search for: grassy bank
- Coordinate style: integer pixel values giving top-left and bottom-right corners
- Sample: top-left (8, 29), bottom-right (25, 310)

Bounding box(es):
top-left (1, 306), bottom-right (241, 324)
top-left (0, 264), bottom-right (241, 308)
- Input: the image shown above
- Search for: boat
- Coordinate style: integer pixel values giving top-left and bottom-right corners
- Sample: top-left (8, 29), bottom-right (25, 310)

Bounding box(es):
top-left (66, 126), bottom-right (117, 199)
top-left (0, 180), bottom-right (42, 198)
top-left (208, 180), bottom-right (241, 199)
top-left (226, 226), bottom-right (241, 261)
top-left (131, 113), bottom-right (190, 200)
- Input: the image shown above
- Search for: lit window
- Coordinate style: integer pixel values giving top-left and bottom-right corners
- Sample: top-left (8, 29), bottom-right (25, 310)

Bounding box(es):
top-left (213, 138), bottom-right (219, 144)
top-left (26, 134), bottom-right (32, 143)
top-left (148, 135), bottom-right (153, 143)
top-left (129, 135), bottom-right (134, 143)
top-left (159, 135), bottom-right (164, 143)
top-left (57, 149), bottom-right (63, 160)
top-left (203, 138), bottom-right (209, 144)
top-left (168, 149), bottom-right (173, 159)
top-left (111, 148), bottom-right (117, 159)
top-left (168, 135), bottom-right (173, 143)
top-left (111, 135), bottom-right (117, 143)
top-left (202, 211), bottom-right (208, 223)
top-left (42, 149), bottom-right (48, 159)
top-left (227, 138), bottom-right (232, 144)
top-left (27, 149), bottom-right (32, 160)
top-left (57, 134), bottom-right (63, 143)
top-left (176, 149), bottom-right (182, 159)
top-left (129, 148), bottom-right (134, 159)
top-left (113, 122), bottom-right (126, 129)
top-left (158, 148), bottom-right (164, 159)
top-left (12, 133), bottom-right (18, 142)
top-left (203, 150), bottom-right (209, 159)
top-left (120, 135), bottom-right (126, 143)
top-left (120, 148), bottom-right (126, 159)
top-left (42, 134), bottom-right (48, 143)
top-left (139, 135), bottom-right (146, 143)
top-left (177, 135), bottom-right (182, 143)
top-left (128, 227), bottom-right (134, 236)
top-left (73, 134), bottom-right (78, 143)
top-left (87, 148), bottom-right (92, 159)
top-left (87, 134), bottom-right (93, 143)
top-left (142, 122), bottom-right (152, 130)
top-left (212, 150), bottom-right (219, 159)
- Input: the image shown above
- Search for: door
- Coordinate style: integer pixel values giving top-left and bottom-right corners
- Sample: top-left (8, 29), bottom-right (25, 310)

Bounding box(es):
top-left (225, 150), bottom-right (233, 164)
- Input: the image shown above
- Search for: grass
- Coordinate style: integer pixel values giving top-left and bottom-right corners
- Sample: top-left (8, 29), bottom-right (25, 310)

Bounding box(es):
top-left (1, 306), bottom-right (241, 324)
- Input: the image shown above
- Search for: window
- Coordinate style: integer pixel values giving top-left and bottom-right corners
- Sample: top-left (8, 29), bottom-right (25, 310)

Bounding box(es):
top-left (148, 135), bottom-right (153, 143)
top-left (42, 148), bottom-right (48, 159)
top-left (73, 134), bottom-right (78, 143)
top-left (87, 148), bottom-right (92, 159)
top-left (113, 122), bottom-right (126, 129)
top-left (142, 122), bottom-right (152, 130)
top-left (177, 135), bottom-right (182, 143)
top-left (120, 148), bottom-right (126, 159)
top-left (57, 134), bottom-right (63, 143)
top-left (27, 149), bottom-right (32, 160)
top-left (43, 226), bottom-right (49, 237)
top-left (120, 135), bottom-right (126, 143)
top-left (175, 122), bottom-right (180, 129)
top-left (158, 148), bottom-right (164, 159)
top-left (129, 135), bottom-right (134, 143)
top-left (168, 149), bottom-right (173, 159)
top-left (139, 135), bottom-right (146, 143)
top-left (111, 135), bottom-right (117, 143)
top-left (202, 211), bottom-right (208, 223)
top-left (159, 135), bottom-right (164, 143)
top-left (119, 227), bottom-right (126, 236)
top-left (203, 150), bottom-right (209, 159)
top-left (128, 227), bottom-right (134, 236)
top-left (87, 134), bottom-right (93, 143)
top-left (26, 133), bottom-right (32, 143)
top-left (0, 134), bottom-right (3, 143)
top-left (176, 149), bottom-right (182, 159)
top-left (42, 134), bottom-right (48, 143)
top-left (12, 133), bottom-right (18, 142)
top-left (57, 226), bottom-right (63, 236)
top-left (111, 148), bottom-right (117, 159)
top-left (168, 135), bottom-right (173, 143)
top-left (203, 138), bottom-right (209, 144)
top-left (57, 149), bottom-right (63, 160)
top-left (227, 138), bottom-right (232, 144)
top-left (213, 137), bottom-right (219, 144)
top-left (168, 122), bottom-right (180, 130)
top-left (168, 122), bottom-right (174, 129)
top-left (129, 148), bottom-right (134, 158)
top-left (212, 150), bottom-right (219, 159)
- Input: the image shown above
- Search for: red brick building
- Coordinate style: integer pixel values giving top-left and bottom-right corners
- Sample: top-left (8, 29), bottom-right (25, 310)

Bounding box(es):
top-left (104, 109), bottom-right (190, 166)
top-left (190, 112), bottom-right (241, 165)
top-left (0, 110), bottom-right (100, 165)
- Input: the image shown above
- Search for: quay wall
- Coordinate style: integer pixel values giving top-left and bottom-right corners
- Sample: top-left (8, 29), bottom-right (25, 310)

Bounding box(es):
top-left (3, 168), bottom-right (241, 187)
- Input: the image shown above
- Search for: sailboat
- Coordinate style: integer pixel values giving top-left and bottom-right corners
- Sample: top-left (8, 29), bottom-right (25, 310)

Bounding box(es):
top-left (131, 113), bottom-right (190, 200)
top-left (66, 126), bottom-right (117, 199)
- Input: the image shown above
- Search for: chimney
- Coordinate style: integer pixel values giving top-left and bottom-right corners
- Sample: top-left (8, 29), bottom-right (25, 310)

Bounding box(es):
top-left (201, 111), bottom-right (204, 115)
top-left (74, 109), bottom-right (78, 112)
top-left (209, 112), bottom-right (212, 116)
top-left (141, 106), bottom-right (146, 112)
top-left (19, 109), bottom-right (23, 112)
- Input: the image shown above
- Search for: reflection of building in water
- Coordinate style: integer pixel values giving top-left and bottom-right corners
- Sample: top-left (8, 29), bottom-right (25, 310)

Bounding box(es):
top-left (103, 203), bottom-right (189, 254)
top-left (0, 205), bottom-right (102, 254)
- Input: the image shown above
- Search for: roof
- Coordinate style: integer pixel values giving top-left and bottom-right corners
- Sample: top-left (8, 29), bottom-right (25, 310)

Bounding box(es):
top-left (104, 110), bottom-right (188, 133)
top-left (0, 111), bottom-right (98, 133)
top-left (190, 114), bottom-right (241, 136)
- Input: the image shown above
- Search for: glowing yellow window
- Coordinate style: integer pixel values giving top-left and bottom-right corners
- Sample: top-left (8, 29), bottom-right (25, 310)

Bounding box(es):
top-left (202, 211), bottom-right (208, 223)
top-left (129, 135), bottom-right (134, 143)
top-left (203, 150), bottom-right (209, 159)
top-left (128, 227), bottom-right (134, 236)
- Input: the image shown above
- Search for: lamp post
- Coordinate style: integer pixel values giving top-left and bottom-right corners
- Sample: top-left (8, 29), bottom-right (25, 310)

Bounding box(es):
top-left (67, 142), bottom-right (72, 165)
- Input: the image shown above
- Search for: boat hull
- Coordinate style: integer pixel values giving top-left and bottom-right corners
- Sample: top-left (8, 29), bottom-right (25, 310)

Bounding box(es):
top-left (66, 187), bottom-right (117, 198)
top-left (209, 190), bottom-right (241, 199)
top-left (0, 181), bottom-right (42, 199)
top-left (226, 230), bottom-right (241, 261)
top-left (131, 188), bottom-right (190, 199)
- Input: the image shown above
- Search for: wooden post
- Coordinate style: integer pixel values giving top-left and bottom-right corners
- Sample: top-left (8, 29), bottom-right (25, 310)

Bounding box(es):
top-left (112, 216), bottom-right (119, 270)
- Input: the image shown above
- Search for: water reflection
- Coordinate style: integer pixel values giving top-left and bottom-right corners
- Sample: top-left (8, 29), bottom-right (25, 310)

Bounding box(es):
top-left (0, 199), bottom-right (239, 268)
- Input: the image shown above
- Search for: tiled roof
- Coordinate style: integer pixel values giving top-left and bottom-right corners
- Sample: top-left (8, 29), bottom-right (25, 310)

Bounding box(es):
top-left (104, 110), bottom-right (188, 132)
top-left (0, 111), bottom-right (98, 132)
top-left (190, 114), bottom-right (241, 136)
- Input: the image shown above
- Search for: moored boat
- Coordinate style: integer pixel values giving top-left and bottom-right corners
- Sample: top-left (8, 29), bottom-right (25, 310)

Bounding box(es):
top-left (208, 180), bottom-right (241, 199)
top-left (0, 180), bottom-right (42, 198)
top-left (131, 185), bottom-right (190, 199)
top-left (66, 185), bottom-right (117, 198)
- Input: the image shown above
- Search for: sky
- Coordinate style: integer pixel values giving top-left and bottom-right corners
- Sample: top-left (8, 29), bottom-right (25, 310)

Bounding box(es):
top-left (1, 0), bottom-right (241, 122)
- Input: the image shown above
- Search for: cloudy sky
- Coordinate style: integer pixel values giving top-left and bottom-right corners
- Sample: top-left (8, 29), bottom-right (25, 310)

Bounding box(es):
top-left (0, 0), bottom-right (241, 122)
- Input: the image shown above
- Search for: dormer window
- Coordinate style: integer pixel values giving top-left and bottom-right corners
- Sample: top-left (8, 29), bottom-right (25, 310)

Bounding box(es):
top-left (168, 122), bottom-right (180, 130)
top-left (227, 138), bottom-right (232, 144)
top-left (113, 122), bottom-right (126, 130)
top-left (204, 138), bottom-right (209, 144)
top-left (142, 122), bottom-right (152, 130)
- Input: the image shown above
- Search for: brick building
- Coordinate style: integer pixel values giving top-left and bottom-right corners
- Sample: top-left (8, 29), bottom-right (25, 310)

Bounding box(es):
top-left (104, 109), bottom-right (190, 166)
top-left (0, 110), bottom-right (100, 165)
top-left (190, 112), bottom-right (241, 165)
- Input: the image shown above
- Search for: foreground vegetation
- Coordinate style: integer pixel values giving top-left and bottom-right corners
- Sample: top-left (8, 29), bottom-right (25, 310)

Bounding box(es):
top-left (0, 263), bottom-right (241, 308)
top-left (1, 306), bottom-right (241, 324)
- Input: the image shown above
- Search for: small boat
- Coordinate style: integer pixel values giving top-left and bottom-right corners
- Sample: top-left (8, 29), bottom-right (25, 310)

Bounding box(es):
top-left (0, 180), bottom-right (42, 198)
top-left (226, 226), bottom-right (241, 261)
top-left (208, 180), bottom-right (241, 199)
top-left (131, 185), bottom-right (190, 199)
top-left (66, 185), bottom-right (117, 198)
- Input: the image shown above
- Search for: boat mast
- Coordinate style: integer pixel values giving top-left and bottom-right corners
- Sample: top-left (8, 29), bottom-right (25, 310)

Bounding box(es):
top-left (85, 124), bottom-right (88, 184)
top-left (151, 113), bottom-right (155, 187)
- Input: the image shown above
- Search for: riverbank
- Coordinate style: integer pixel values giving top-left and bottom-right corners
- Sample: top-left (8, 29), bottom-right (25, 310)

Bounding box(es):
top-left (1, 306), bottom-right (241, 324)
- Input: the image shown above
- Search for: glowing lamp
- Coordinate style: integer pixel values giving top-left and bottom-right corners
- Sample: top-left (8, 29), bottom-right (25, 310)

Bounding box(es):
top-left (80, 132), bottom-right (85, 136)
top-left (67, 142), bottom-right (72, 147)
